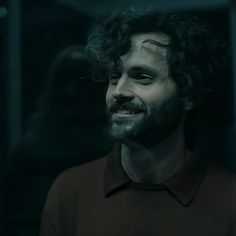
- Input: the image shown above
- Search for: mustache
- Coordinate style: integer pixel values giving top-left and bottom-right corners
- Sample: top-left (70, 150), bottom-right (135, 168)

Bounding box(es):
top-left (107, 100), bottom-right (147, 113)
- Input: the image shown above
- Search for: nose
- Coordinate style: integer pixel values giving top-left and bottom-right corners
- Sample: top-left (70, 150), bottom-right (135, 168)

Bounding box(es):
top-left (112, 77), bottom-right (134, 103)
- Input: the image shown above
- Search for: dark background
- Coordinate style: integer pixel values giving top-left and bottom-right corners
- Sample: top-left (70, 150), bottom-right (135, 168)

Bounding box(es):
top-left (1, 0), bottom-right (236, 235)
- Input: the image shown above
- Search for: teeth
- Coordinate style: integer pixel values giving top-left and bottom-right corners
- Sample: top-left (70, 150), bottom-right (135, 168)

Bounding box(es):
top-left (117, 110), bottom-right (134, 114)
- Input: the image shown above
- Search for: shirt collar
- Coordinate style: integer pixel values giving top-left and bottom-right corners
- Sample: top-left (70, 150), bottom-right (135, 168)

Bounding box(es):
top-left (104, 143), bottom-right (207, 206)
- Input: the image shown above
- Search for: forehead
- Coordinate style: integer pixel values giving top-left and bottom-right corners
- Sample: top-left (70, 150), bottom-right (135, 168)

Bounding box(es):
top-left (120, 33), bottom-right (170, 69)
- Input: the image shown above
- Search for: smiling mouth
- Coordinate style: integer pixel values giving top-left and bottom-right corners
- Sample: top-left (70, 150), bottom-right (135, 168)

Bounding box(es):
top-left (112, 110), bottom-right (143, 119)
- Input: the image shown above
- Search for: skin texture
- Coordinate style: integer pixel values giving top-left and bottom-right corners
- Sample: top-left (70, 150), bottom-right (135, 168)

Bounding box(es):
top-left (106, 33), bottom-right (193, 183)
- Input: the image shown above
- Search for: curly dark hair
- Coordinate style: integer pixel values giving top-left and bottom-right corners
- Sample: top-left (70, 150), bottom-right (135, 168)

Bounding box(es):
top-left (87, 7), bottom-right (225, 149)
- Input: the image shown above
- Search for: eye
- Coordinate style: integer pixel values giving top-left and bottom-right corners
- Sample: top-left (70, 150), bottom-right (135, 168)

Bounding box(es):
top-left (132, 73), bottom-right (154, 84)
top-left (108, 73), bottom-right (121, 85)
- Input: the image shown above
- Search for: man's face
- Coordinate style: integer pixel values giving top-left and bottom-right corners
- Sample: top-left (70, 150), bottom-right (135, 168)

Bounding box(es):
top-left (106, 33), bottom-right (186, 145)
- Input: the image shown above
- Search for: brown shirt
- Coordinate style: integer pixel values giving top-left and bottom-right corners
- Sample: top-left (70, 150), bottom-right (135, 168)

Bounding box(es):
top-left (40, 144), bottom-right (236, 236)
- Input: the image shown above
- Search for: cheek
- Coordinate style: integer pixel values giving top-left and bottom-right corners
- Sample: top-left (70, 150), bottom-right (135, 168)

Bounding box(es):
top-left (133, 87), bottom-right (162, 106)
top-left (136, 84), bottom-right (176, 109)
top-left (105, 86), bottom-right (113, 106)
top-left (149, 81), bottom-right (177, 100)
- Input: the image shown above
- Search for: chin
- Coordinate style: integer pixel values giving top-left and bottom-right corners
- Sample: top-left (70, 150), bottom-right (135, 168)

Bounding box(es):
top-left (110, 127), bottom-right (131, 140)
top-left (109, 122), bottom-right (143, 141)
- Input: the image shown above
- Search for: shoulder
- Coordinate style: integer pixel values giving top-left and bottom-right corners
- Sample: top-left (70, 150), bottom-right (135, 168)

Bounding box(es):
top-left (52, 156), bottom-right (108, 190)
top-left (205, 162), bottom-right (236, 186)
top-left (44, 156), bottom-right (108, 207)
top-left (201, 162), bottom-right (236, 204)
top-left (58, 156), bottom-right (108, 180)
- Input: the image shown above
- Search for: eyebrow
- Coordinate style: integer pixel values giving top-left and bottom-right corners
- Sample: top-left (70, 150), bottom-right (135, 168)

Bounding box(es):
top-left (129, 65), bottom-right (159, 76)
top-left (109, 64), bottom-right (160, 77)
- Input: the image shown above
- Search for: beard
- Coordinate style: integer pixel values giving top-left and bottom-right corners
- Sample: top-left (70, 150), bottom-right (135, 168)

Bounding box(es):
top-left (106, 89), bottom-right (185, 147)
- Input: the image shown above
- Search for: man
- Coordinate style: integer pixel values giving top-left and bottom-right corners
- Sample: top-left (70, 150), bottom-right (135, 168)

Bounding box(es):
top-left (40, 8), bottom-right (236, 236)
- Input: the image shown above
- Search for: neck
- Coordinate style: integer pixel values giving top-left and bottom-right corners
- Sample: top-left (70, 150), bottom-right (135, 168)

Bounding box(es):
top-left (121, 122), bottom-right (190, 184)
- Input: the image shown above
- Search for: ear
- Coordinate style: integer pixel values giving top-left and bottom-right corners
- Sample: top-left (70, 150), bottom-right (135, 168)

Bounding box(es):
top-left (184, 99), bottom-right (194, 111)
